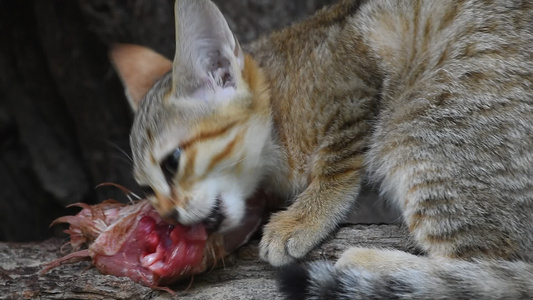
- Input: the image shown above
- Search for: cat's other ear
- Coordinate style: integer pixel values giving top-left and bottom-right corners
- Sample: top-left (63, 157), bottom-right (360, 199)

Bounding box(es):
top-left (173, 0), bottom-right (244, 101)
top-left (109, 44), bottom-right (172, 111)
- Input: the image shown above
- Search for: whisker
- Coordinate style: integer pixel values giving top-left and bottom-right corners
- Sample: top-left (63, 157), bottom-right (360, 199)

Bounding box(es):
top-left (184, 275), bottom-right (195, 292)
top-left (107, 140), bottom-right (133, 163)
top-left (208, 245), bottom-right (218, 273)
top-left (96, 182), bottom-right (142, 204)
top-left (218, 155), bottom-right (248, 172)
top-left (60, 241), bottom-right (72, 254)
top-left (125, 193), bottom-right (139, 204)
top-left (109, 153), bottom-right (134, 167)
top-left (220, 255), bottom-right (226, 270)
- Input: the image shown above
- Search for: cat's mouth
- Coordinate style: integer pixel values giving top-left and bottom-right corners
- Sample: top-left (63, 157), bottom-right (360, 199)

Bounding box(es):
top-left (200, 190), bottom-right (267, 254)
top-left (202, 197), bottom-right (224, 234)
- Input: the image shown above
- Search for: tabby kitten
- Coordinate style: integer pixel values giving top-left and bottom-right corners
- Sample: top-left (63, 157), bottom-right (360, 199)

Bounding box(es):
top-left (111, 0), bottom-right (533, 298)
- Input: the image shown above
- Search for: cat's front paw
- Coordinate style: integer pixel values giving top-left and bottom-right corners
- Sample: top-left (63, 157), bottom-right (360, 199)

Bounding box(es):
top-left (259, 209), bottom-right (329, 266)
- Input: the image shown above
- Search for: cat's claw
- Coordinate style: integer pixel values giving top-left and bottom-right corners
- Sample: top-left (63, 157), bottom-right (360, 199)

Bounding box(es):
top-left (259, 209), bottom-right (328, 266)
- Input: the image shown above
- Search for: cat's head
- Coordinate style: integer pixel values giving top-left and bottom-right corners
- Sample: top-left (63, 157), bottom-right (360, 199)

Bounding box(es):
top-left (110, 0), bottom-right (272, 234)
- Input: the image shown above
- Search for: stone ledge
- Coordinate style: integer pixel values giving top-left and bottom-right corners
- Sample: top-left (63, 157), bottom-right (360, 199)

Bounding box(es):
top-left (0, 224), bottom-right (413, 300)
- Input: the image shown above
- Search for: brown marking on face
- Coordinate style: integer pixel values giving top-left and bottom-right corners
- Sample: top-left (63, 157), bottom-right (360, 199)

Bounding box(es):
top-left (206, 128), bottom-right (245, 173)
top-left (149, 152), bottom-right (157, 165)
top-left (180, 121), bottom-right (240, 151)
top-left (242, 55), bottom-right (271, 113)
top-left (233, 153), bottom-right (246, 176)
top-left (146, 128), bottom-right (154, 144)
top-left (163, 82), bottom-right (174, 102)
top-left (181, 146), bottom-right (198, 183)
top-left (153, 190), bottom-right (179, 217)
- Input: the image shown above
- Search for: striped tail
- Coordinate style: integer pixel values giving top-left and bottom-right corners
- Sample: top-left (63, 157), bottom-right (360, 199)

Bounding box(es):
top-left (279, 258), bottom-right (533, 299)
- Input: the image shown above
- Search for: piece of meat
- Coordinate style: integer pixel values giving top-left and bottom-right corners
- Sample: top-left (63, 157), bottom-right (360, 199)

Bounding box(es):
top-left (41, 191), bottom-right (267, 292)
top-left (41, 200), bottom-right (224, 290)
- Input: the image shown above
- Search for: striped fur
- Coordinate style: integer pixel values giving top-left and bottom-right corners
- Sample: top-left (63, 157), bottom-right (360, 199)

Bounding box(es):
top-left (280, 251), bottom-right (533, 300)
top-left (112, 0), bottom-right (533, 298)
top-left (265, 0), bottom-right (533, 298)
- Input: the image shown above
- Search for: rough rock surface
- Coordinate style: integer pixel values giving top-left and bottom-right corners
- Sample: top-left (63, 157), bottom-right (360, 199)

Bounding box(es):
top-left (0, 225), bottom-right (415, 299)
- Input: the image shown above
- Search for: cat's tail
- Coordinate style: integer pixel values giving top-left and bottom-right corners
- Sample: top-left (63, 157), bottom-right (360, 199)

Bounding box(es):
top-left (278, 253), bottom-right (533, 299)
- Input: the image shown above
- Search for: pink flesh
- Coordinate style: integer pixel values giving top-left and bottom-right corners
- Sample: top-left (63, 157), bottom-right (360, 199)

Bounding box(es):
top-left (44, 190), bottom-right (267, 289)
top-left (91, 210), bottom-right (208, 285)
top-left (45, 200), bottom-right (209, 286)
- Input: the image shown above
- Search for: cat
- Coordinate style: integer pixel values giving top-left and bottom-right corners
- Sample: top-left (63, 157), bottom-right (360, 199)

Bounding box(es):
top-left (110, 0), bottom-right (533, 298)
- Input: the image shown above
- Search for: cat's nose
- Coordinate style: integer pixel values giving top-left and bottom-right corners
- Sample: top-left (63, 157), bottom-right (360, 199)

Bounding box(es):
top-left (152, 191), bottom-right (179, 223)
top-left (162, 209), bottom-right (179, 224)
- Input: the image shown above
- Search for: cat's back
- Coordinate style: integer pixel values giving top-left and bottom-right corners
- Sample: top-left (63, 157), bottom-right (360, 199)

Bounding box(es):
top-left (248, 0), bottom-right (533, 115)
top-left (245, 0), bottom-right (533, 198)
top-left (364, 0), bottom-right (533, 261)
top-left (250, 0), bottom-right (533, 259)
top-left (353, 0), bottom-right (533, 97)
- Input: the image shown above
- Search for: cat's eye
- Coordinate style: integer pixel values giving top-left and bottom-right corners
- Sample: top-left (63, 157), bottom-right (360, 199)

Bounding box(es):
top-left (161, 148), bottom-right (182, 180)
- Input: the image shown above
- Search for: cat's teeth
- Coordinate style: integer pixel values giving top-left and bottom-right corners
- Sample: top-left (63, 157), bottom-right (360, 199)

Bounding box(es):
top-left (203, 197), bottom-right (224, 233)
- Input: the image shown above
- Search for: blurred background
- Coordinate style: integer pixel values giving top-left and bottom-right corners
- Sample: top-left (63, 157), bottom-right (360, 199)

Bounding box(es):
top-left (0, 0), bottom-right (398, 242)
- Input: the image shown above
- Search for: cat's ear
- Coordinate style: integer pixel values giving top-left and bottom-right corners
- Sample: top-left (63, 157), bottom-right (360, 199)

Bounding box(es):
top-left (172, 0), bottom-right (244, 101)
top-left (109, 44), bottom-right (172, 111)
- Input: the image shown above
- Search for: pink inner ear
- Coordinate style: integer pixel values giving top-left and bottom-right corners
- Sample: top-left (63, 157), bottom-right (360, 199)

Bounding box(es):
top-left (109, 44), bottom-right (173, 109)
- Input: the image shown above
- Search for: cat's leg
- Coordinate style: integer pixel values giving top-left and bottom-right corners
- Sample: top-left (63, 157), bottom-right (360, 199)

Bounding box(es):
top-left (260, 100), bottom-right (372, 266)
top-left (367, 89), bottom-right (532, 260)
top-left (260, 159), bottom-right (365, 266)
top-left (279, 103), bottom-right (533, 297)
top-left (283, 80), bottom-right (533, 297)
